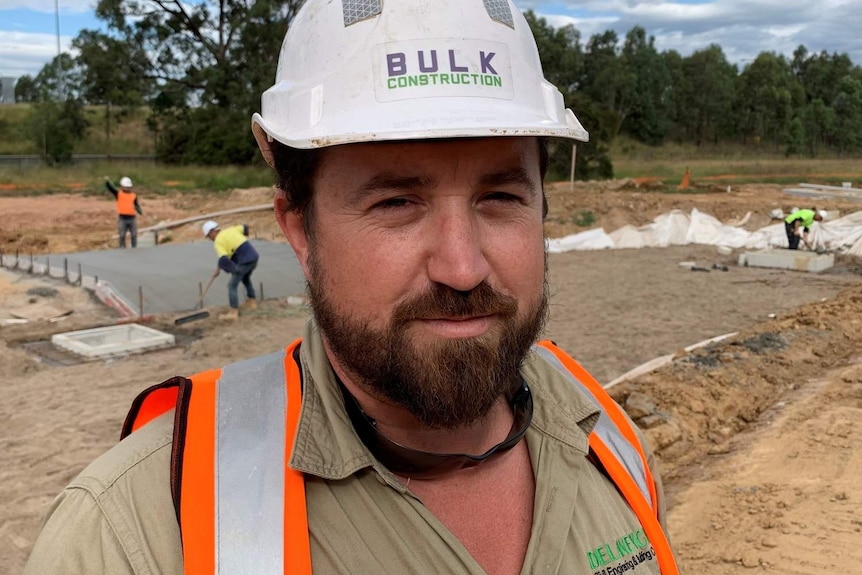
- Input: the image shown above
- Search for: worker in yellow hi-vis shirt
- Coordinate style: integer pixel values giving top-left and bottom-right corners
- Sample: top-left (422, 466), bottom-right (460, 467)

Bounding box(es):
top-left (784, 208), bottom-right (825, 250)
top-left (202, 220), bottom-right (259, 320)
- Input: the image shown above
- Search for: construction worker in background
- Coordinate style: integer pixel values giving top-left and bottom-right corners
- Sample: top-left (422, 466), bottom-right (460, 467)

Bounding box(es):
top-left (104, 176), bottom-right (142, 248)
top-left (201, 220), bottom-right (259, 321)
top-left (785, 208), bottom-right (825, 250)
top-left (25, 2), bottom-right (680, 574)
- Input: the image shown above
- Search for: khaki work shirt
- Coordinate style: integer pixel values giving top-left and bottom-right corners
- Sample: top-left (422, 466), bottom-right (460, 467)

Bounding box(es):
top-left (25, 322), bottom-right (669, 575)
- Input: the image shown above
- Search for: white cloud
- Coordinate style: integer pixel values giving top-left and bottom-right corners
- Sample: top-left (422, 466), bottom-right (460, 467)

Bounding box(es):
top-left (0, 0), bottom-right (94, 14)
top-left (3, 0), bottom-right (862, 81)
top-left (0, 31), bottom-right (73, 77)
top-left (533, 0), bottom-right (862, 65)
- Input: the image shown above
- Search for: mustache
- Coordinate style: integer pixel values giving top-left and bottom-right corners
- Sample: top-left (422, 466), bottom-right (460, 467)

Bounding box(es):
top-left (392, 282), bottom-right (519, 322)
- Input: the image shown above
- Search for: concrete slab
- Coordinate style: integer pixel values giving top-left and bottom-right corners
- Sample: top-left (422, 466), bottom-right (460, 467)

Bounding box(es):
top-left (52, 324), bottom-right (176, 359)
top-left (35, 240), bottom-right (306, 316)
top-left (738, 249), bottom-right (834, 273)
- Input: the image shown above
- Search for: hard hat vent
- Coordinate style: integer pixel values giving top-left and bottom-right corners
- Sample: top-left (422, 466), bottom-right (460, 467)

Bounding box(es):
top-left (342, 0), bottom-right (382, 26)
top-left (483, 0), bottom-right (514, 28)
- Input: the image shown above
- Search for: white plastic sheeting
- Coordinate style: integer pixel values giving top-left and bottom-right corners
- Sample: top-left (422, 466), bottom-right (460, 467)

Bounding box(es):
top-left (547, 228), bottom-right (614, 253)
top-left (608, 225), bottom-right (645, 249)
top-left (547, 208), bottom-right (862, 254)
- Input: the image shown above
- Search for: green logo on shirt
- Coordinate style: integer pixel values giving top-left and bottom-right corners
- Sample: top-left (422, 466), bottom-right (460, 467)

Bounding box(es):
top-left (587, 529), bottom-right (655, 573)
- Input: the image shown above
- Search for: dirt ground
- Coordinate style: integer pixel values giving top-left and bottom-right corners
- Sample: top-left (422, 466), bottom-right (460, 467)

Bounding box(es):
top-left (2, 181), bottom-right (862, 574)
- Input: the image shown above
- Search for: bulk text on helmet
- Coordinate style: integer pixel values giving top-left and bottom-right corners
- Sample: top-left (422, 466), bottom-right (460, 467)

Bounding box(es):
top-left (373, 39), bottom-right (514, 103)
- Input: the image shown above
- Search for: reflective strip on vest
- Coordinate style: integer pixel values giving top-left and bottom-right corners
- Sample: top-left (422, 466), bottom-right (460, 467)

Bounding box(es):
top-left (216, 350), bottom-right (288, 574)
top-left (534, 342), bottom-right (679, 575)
top-left (533, 345), bottom-right (651, 503)
top-left (165, 339), bottom-right (676, 574)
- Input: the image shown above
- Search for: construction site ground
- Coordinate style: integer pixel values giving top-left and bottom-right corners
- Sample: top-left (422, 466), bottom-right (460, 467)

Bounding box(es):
top-left (3, 181), bottom-right (862, 574)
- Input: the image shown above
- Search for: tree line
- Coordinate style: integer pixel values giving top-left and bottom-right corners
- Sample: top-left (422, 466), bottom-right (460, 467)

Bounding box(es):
top-left (13, 2), bottom-right (862, 177)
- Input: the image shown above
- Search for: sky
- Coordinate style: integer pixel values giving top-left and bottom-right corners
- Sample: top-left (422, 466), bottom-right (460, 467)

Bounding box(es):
top-left (1, 0), bottom-right (860, 81)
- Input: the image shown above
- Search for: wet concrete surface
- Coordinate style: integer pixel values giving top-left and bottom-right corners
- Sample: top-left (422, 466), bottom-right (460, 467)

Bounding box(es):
top-left (37, 240), bottom-right (305, 315)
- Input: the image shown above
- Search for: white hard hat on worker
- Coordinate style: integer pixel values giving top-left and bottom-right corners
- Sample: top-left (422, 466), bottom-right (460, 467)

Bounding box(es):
top-left (202, 220), bottom-right (219, 237)
top-left (251, 0), bottom-right (589, 163)
top-left (120, 176), bottom-right (133, 188)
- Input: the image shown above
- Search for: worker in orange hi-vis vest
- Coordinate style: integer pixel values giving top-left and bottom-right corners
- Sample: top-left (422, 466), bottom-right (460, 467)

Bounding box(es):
top-left (28, 3), bottom-right (680, 575)
top-left (104, 176), bottom-right (143, 248)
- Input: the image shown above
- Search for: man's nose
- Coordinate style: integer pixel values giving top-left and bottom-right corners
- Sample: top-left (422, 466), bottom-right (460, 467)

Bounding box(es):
top-left (426, 207), bottom-right (491, 292)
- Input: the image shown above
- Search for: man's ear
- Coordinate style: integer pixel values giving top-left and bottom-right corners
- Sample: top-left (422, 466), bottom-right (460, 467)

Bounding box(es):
top-left (274, 191), bottom-right (312, 281)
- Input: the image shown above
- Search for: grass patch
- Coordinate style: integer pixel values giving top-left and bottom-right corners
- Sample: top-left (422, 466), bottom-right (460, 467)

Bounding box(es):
top-left (0, 104), bottom-right (36, 154)
top-left (572, 210), bottom-right (596, 227)
top-left (610, 137), bottom-right (862, 186)
top-left (0, 104), bottom-right (275, 195)
top-left (0, 103), bottom-right (157, 156)
top-left (78, 106), bottom-right (157, 155)
top-left (0, 163), bottom-right (275, 196)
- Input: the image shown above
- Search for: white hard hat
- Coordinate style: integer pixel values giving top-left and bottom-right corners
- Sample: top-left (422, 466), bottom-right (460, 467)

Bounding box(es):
top-left (202, 220), bottom-right (219, 237)
top-left (120, 176), bottom-right (133, 188)
top-left (251, 0), bottom-right (589, 164)
top-left (817, 209), bottom-right (827, 219)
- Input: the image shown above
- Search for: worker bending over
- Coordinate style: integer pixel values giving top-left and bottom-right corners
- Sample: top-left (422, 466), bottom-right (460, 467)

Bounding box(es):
top-left (785, 208), bottom-right (825, 250)
top-left (202, 220), bottom-right (259, 320)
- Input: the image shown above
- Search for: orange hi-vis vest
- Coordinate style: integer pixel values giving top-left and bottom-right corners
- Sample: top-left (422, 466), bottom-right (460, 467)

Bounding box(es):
top-left (117, 191), bottom-right (137, 216)
top-left (122, 339), bottom-right (680, 575)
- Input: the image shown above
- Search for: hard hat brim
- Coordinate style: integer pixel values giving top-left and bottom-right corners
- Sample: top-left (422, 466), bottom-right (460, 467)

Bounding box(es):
top-left (252, 106), bottom-right (588, 164)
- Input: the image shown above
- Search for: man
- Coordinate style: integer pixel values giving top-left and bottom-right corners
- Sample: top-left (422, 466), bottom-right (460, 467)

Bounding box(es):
top-left (785, 208), bottom-right (825, 250)
top-left (202, 220), bottom-right (259, 320)
top-left (105, 176), bottom-right (142, 248)
top-left (25, 2), bottom-right (679, 574)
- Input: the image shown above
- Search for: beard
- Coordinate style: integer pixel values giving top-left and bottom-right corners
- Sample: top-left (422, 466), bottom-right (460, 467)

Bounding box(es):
top-left (307, 251), bottom-right (548, 430)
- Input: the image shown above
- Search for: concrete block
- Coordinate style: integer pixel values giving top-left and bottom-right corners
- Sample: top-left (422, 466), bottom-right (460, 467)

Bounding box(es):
top-left (137, 231), bottom-right (158, 248)
top-left (737, 249), bottom-right (834, 273)
top-left (52, 323), bottom-right (175, 359)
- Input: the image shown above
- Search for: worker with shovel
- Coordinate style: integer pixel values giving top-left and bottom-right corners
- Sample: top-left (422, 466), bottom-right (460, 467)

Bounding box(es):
top-left (785, 208), bottom-right (825, 250)
top-left (202, 220), bottom-right (259, 320)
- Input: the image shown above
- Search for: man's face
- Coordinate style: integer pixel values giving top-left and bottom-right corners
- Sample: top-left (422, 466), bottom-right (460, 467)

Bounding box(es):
top-left (280, 137), bottom-right (548, 429)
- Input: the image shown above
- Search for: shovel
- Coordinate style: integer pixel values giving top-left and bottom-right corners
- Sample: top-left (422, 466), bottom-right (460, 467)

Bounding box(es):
top-left (174, 273), bottom-right (218, 325)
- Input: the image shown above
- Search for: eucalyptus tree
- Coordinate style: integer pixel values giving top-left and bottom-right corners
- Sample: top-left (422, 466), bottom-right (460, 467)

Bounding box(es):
top-left (94, 0), bottom-right (307, 163)
top-left (832, 76), bottom-right (862, 153)
top-left (524, 11), bottom-right (613, 179)
top-left (619, 26), bottom-right (670, 145)
top-left (679, 45), bottom-right (737, 145)
top-left (735, 53), bottom-right (805, 149)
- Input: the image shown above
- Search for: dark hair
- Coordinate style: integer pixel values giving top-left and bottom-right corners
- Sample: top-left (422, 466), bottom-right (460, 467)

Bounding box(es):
top-left (270, 137), bottom-right (551, 232)
top-left (271, 141), bottom-right (326, 238)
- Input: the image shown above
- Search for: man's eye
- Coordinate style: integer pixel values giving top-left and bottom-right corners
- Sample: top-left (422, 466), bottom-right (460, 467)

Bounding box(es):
top-left (483, 191), bottom-right (521, 203)
top-left (373, 197), bottom-right (413, 210)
